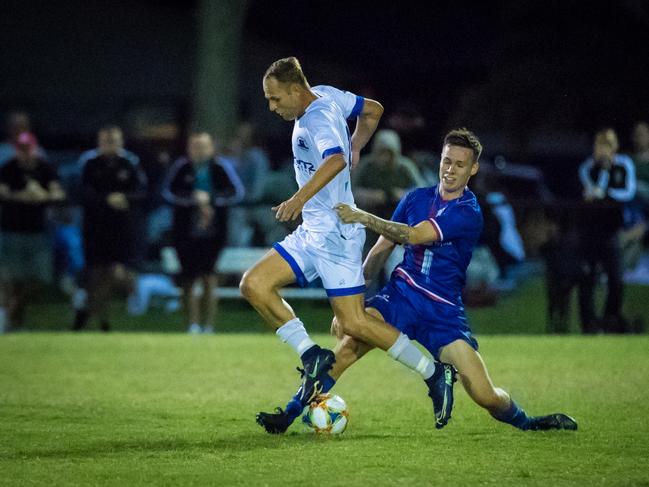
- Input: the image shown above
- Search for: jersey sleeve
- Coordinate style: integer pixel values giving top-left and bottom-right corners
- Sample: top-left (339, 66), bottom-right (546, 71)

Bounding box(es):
top-left (309, 108), bottom-right (346, 160)
top-left (390, 190), bottom-right (414, 224)
top-left (313, 85), bottom-right (364, 120)
top-left (429, 203), bottom-right (483, 242)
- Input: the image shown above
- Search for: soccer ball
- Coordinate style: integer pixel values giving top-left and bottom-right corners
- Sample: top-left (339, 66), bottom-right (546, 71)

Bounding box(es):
top-left (302, 393), bottom-right (349, 434)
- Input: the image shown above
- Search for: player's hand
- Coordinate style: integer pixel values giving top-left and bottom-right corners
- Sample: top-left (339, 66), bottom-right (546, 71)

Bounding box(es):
top-left (24, 180), bottom-right (48, 203)
top-left (334, 202), bottom-right (365, 224)
top-left (272, 195), bottom-right (305, 222)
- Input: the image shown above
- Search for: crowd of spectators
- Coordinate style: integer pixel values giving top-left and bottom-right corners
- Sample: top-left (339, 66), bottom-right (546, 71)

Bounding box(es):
top-left (0, 109), bottom-right (646, 334)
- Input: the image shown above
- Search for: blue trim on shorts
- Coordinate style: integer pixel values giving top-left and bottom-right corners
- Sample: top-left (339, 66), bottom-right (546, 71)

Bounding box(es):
top-left (321, 146), bottom-right (343, 159)
top-left (272, 243), bottom-right (307, 288)
top-left (325, 284), bottom-right (365, 297)
top-left (349, 96), bottom-right (364, 118)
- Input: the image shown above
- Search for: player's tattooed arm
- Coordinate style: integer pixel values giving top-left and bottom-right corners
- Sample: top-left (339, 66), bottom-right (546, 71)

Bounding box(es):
top-left (364, 215), bottom-right (413, 244)
top-left (334, 203), bottom-right (438, 245)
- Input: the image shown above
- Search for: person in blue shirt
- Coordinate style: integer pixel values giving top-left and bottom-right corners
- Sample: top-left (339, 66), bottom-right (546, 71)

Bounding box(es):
top-left (258, 128), bottom-right (577, 433)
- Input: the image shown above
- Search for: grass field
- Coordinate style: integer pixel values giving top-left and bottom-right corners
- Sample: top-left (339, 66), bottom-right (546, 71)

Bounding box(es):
top-left (2, 332), bottom-right (649, 486)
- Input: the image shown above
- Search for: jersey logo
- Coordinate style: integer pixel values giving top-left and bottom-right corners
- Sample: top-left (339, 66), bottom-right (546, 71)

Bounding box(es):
top-left (297, 137), bottom-right (309, 151)
top-left (436, 207), bottom-right (447, 217)
top-left (294, 158), bottom-right (316, 175)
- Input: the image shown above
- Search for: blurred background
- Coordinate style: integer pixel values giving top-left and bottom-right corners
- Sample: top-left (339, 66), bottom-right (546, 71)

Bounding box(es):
top-left (0, 0), bottom-right (647, 335)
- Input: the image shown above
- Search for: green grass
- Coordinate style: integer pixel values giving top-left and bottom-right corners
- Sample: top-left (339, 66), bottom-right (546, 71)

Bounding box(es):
top-left (2, 333), bottom-right (649, 486)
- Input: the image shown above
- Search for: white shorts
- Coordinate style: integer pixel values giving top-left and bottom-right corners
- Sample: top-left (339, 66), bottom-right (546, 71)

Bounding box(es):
top-left (273, 224), bottom-right (366, 297)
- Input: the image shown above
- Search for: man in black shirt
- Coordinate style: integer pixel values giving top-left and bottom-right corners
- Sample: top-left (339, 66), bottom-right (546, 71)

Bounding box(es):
top-left (74, 126), bottom-right (147, 332)
top-left (0, 132), bottom-right (65, 329)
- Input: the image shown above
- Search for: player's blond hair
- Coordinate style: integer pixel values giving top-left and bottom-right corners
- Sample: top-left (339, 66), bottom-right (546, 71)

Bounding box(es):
top-left (264, 57), bottom-right (309, 88)
top-left (444, 128), bottom-right (483, 162)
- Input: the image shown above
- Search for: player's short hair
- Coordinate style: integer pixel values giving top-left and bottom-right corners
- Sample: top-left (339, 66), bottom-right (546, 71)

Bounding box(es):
top-left (264, 57), bottom-right (309, 88)
top-left (444, 128), bottom-right (482, 162)
top-left (594, 128), bottom-right (619, 152)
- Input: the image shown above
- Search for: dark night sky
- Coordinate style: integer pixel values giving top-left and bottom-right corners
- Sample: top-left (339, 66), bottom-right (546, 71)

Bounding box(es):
top-left (244, 1), bottom-right (649, 159)
top-left (1, 0), bottom-right (648, 175)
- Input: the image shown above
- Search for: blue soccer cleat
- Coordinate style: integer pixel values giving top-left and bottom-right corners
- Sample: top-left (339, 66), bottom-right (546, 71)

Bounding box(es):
top-left (528, 413), bottom-right (578, 431)
top-left (297, 346), bottom-right (336, 405)
top-left (425, 362), bottom-right (457, 429)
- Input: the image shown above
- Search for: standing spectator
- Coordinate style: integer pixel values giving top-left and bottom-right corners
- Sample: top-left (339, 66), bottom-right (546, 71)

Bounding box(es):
top-left (0, 132), bottom-right (65, 330)
top-left (631, 121), bottom-right (649, 213)
top-left (162, 132), bottom-right (244, 334)
top-left (577, 128), bottom-right (636, 333)
top-left (227, 121), bottom-right (271, 246)
top-left (73, 126), bottom-right (147, 332)
top-left (0, 111), bottom-right (47, 166)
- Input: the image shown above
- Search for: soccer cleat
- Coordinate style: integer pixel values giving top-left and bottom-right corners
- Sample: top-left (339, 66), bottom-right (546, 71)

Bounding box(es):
top-left (256, 407), bottom-right (291, 434)
top-left (528, 413), bottom-right (578, 431)
top-left (425, 362), bottom-right (457, 429)
top-left (297, 346), bottom-right (336, 404)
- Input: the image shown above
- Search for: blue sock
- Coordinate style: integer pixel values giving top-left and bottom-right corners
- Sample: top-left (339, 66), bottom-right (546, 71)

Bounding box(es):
top-left (491, 399), bottom-right (532, 430)
top-left (285, 374), bottom-right (336, 423)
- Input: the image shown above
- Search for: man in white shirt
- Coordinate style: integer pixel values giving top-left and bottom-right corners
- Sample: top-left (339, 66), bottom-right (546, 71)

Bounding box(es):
top-left (240, 57), bottom-right (457, 433)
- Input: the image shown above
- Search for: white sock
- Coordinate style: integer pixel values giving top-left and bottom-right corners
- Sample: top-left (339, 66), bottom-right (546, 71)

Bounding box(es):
top-left (276, 318), bottom-right (316, 356)
top-left (387, 333), bottom-right (436, 379)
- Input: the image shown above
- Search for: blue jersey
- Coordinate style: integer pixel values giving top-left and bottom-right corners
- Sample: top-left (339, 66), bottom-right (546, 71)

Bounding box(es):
top-left (390, 185), bottom-right (483, 307)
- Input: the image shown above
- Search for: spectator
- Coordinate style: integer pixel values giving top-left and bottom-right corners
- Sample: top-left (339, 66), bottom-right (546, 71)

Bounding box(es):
top-left (536, 207), bottom-right (585, 333)
top-left (162, 132), bottom-right (244, 334)
top-left (631, 121), bottom-right (649, 216)
top-left (73, 126), bottom-right (148, 332)
top-left (473, 169), bottom-right (526, 282)
top-left (0, 111), bottom-right (47, 166)
top-left (0, 132), bottom-right (65, 330)
top-left (227, 121), bottom-right (271, 247)
top-left (577, 128), bottom-right (637, 333)
top-left (353, 129), bottom-right (423, 232)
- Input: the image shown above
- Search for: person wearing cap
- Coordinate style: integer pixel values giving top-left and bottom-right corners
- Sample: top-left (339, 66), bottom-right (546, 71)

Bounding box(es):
top-left (0, 112), bottom-right (48, 166)
top-left (0, 131), bottom-right (65, 330)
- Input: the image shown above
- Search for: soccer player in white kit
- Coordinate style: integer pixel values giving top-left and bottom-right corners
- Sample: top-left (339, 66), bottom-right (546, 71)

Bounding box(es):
top-left (240, 58), bottom-right (455, 429)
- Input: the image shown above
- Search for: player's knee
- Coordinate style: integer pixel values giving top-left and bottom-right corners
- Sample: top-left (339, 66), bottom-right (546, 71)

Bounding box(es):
top-left (336, 318), bottom-right (363, 338)
top-left (239, 271), bottom-right (263, 302)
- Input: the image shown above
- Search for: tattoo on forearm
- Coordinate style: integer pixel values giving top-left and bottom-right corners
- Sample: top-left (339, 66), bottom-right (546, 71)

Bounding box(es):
top-left (363, 214), bottom-right (412, 244)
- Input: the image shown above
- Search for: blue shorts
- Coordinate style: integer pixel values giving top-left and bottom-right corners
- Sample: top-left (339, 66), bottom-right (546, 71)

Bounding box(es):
top-left (367, 277), bottom-right (478, 360)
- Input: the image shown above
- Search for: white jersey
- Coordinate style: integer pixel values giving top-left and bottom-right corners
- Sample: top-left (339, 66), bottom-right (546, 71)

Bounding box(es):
top-left (291, 85), bottom-right (365, 232)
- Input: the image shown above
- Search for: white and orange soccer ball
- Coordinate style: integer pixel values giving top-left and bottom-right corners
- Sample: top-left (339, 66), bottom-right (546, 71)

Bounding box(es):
top-left (302, 393), bottom-right (349, 434)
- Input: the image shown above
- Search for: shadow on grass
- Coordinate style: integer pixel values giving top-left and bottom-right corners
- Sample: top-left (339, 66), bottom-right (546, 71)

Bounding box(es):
top-left (7, 431), bottom-right (417, 460)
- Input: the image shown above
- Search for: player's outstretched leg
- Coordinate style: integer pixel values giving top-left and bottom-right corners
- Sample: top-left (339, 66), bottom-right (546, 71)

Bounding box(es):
top-left (528, 413), bottom-right (578, 431)
top-left (256, 346), bottom-right (337, 434)
top-left (424, 362), bottom-right (457, 429)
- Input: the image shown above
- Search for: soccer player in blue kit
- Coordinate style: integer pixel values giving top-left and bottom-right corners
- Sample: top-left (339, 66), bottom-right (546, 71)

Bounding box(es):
top-left (243, 57), bottom-right (457, 433)
top-left (258, 128), bottom-right (577, 433)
